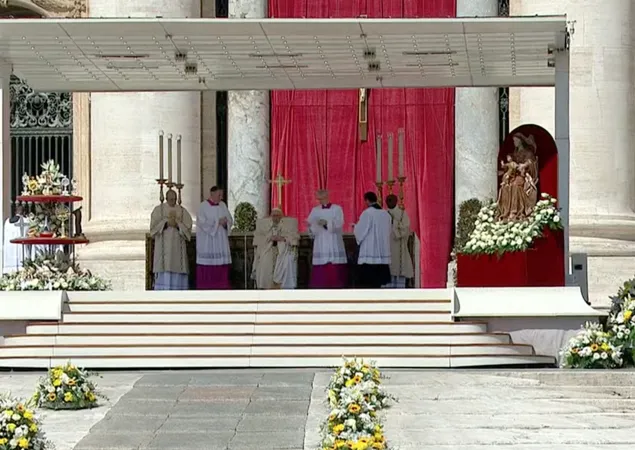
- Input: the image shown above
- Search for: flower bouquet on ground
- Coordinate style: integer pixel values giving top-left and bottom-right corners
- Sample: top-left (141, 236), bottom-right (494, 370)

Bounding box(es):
top-left (608, 296), bottom-right (635, 365)
top-left (0, 253), bottom-right (110, 291)
top-left (560, 322), bottom-right (623, 369)
top-left (462, 193), bottom-right (563, 255)
top-left (33, 362), bottom-right (104, 410)
top-left (0, 394), bottom-right (53, 449)
top-left (320, 358), bottom-right (395, 450)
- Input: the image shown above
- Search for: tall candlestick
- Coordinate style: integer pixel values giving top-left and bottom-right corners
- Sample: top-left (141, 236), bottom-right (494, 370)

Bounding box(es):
top-left (387, 133), bottom-right (394, 182)
top-left (375, 134), bottom-right (382, 183)
top-left (398, 128), bottom-right (405, 178)
top-left (176, 135), bottom-right (182, 185)
top-left (158, 131), bottom-right (164, 180)
top-left (167, 134), bottom-right (173, 184)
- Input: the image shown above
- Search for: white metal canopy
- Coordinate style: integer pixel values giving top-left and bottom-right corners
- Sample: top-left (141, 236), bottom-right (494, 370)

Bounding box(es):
top-left (0, 16), bottom-right (567, 92)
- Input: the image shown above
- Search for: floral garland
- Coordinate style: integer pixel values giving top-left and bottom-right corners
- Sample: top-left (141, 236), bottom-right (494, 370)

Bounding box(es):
top-left (0, 394), bottom-right (53, 449)
top-left (462, 193), bottom-right (563, 255)
top-left (0, 253), bottom-right (110, 291)
top-left (33, 362), bottom-right (105, 410)
top-left (320, 358), bottom-right (394, 450)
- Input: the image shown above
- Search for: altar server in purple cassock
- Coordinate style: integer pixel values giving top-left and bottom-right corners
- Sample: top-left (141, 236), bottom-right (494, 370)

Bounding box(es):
top-left (306, 189), bottom-right (348, 288)
top-left (196, 186), bottom-right (233, 289)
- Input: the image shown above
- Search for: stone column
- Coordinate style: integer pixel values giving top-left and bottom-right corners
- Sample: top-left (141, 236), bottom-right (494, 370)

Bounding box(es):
top-left (0, 67), bottom-right (10, 273)
top-left (454, 0), bottom-right (500, 217)
top-left (227, 0), bottom-right (270, 218)
top-left (511, 0), bottom-right (635, 307)
top-left (79, 0), bottom-right (201, 290)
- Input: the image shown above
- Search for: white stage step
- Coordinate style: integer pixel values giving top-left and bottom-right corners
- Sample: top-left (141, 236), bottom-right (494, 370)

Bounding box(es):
top-left (2, 332), bottom-right (513, 346)
top-left (0, 289), bottom-right (557, 369)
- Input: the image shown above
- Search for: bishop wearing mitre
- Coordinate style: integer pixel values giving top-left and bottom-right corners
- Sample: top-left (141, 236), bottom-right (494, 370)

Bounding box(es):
top-left (196, 186), bottom-right (233, 289)
top-left (150, 189), bottom-right (193, 290)
top-left (307, 189), bottom-right (348, 288)
top-left (383, 194), bottom-right (414, 288)
top-left (252, 208), bottom-right (299, 289)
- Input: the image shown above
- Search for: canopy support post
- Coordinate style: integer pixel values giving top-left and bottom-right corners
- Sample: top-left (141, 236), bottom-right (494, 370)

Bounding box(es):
top-left (555, 50), bottom-right (570, 281)
top-left (0, 60), bottom-right (12, 274)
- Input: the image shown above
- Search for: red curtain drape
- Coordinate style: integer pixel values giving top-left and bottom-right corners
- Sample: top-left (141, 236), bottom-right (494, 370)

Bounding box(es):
top-left (270, 0), bottom-right (456, 288)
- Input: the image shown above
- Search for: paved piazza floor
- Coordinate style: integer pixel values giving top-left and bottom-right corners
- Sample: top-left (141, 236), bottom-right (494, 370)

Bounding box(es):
top-left (2, 369), bottom-right (635, 449)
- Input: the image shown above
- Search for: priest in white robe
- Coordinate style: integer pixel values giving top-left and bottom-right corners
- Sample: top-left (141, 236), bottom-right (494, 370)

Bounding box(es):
top-left (196, 186), bottom-right (233, 289)
top-left (306, 189), bottom-right (348, 288)
top-left (252, 208), bottom-right (299, 289)
top-left (354, 191), bottom-right (392, 288)
top-left (383, 194), bottom-right (414, 288)
top-left (2, 205), bottom-right (29, 274)
top-left (150, 189), bottom-right (193, 290)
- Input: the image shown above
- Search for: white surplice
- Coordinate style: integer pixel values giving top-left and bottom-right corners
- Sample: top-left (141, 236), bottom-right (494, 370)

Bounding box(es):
top-left (354, 206), bottom-right (391, 265)
top-left (252, 217), bottom-right (299, 289)
top-left (2, 217), bottom-right (29, 274)
top-left (306, 204), bottom-right (347, 265)
top-left (387, 207), bottom-right (414, 278)
top-left (196, 200), bottom-right (233, 266)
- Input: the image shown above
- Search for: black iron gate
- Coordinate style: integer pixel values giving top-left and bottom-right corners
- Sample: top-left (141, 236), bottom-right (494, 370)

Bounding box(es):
top-left (9, 75), bottom-right (73, 211)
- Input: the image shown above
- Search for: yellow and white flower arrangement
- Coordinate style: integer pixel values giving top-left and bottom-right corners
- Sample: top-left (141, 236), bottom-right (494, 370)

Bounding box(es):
top-left (560, 322), bottom-right (623, 369)
top-left (0, 394), bottom-right (52, 449)
top-left (320, 358), bottom-right (394, 450)
top-left (462, 193), bottom-right (563, 255)
top-left (33, 362), bottom-right (104, 410)
top-left (22, 160), bottom-right (64, 196)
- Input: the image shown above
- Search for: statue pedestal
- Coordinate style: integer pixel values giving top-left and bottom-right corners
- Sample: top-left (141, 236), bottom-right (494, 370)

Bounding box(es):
top-left (145, 232), bottom-right (415, 290)
top-left (456, 229), bottom-right (564, 288)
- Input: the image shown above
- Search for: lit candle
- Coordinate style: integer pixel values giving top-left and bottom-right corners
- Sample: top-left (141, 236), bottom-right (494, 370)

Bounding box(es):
top-left (398, 128), bottom-right (405, 178)
top-left (387, 133), bottom-right (394, 182)
top-left (167, 134), bottom-right (173, 184)
top-left (158, 131), bottom-right (164, 180)
top-left (375, 134), bottom-right (382, 183)
top-left (176, 135), bottom-right (182, 185)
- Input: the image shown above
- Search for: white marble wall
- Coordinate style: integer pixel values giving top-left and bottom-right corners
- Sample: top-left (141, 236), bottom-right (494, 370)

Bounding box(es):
top-left (511, 0), bottom-right (635, 307)
top-left (80, 0), bottom-right (201, 290)
top-left (227, 0), bottom-right (270, 218)
top-left (454, 0), bottom-right (500, 217)
top-left (0, 70), bottom-right (10, 273)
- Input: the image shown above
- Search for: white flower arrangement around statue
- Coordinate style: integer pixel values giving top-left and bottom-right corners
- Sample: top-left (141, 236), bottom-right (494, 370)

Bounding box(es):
top-left (320, 358), bottom-right (394, 450)
top-left (0, 394), bottom-right (53, 450)
top-left (462, 193), bottom-right (563, 255)
top-left (0, 253), bottom-right (110, 291)
top-left (33, 362), bottom-right (105, 410)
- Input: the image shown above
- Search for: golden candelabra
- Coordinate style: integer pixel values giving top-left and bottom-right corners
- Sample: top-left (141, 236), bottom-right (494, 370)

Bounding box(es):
top-left (385, 180), bottom-right (395, 196)
top-left (175, 183), bottom-right (184, 205)
top-left (397, 176), bottom-right (407, 209)
top-left (375, 181), bottom-right (384, 207)
top-left (156, 178), bottom-right (167, 203)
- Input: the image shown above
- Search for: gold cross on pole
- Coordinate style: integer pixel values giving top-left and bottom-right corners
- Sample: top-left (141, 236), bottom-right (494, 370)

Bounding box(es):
top-left (269, 173), bottom-right (291, 211)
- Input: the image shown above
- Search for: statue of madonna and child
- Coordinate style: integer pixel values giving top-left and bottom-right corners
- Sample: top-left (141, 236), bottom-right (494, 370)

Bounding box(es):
top-left (496, 132), bottom-right (539, 222)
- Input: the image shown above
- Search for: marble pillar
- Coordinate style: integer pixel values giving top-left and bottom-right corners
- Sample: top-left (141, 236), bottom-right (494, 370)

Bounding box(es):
top-left (79, 0), bottom-right (201, 290)
top-left (454, 0), bottom-right (500, 217)
top-left (227, 0), bottom-right (270, 218)
top-left (0, 68), bottom-right (10, 273)
top-left (511, 0), bottom-right (635, 307)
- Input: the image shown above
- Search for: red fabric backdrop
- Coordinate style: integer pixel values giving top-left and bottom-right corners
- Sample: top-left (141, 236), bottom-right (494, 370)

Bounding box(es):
top-left (270, 0), bottom-right (456, 288)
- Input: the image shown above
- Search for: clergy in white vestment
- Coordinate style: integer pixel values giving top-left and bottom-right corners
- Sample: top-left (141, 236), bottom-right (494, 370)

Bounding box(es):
top-left (196, 186), bottom-right (233, 289)
top-left (353, 191), bottom-right (392, 288)
top-left (306, 189), bottom-right (348, 288)
top-left (382, 194), bottom-right (414, 288)
top-left (150, 189), bottom-right (193, 290)
top-left (252, 208), bottom-right (299, 289)
top-left (2, 205), bottom-right (29, 274)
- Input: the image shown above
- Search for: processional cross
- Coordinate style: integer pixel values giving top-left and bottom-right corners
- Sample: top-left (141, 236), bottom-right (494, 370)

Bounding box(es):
top-left (359, 88), bottom-right (369, 142)
top-left (269, 173), bottom-right (291, 211)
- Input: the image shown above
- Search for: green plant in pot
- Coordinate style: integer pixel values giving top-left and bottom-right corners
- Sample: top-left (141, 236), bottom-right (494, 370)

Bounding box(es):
top-left (454, 198), bottom-right (483, 254)
top-left (233, 202), bottom-right (258, 232)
